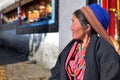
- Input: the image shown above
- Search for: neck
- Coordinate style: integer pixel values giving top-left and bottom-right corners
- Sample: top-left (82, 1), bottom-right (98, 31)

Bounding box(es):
top-left (81, 33), bottom-right (90, 48)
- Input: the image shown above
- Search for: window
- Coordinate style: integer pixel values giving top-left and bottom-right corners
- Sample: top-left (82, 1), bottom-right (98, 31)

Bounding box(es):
top-left (17, 0), bottom-right (59, 34)
top-left (1, 3), bottom-right (18, 30)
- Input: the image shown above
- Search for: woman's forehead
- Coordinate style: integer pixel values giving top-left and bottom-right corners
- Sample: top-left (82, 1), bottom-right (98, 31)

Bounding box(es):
top-left (72, 15), bottom-right (78, 21)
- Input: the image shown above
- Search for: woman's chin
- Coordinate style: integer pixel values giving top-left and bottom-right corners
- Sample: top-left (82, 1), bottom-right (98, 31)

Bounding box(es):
top-left (73, 37), bottom-right (80, 40)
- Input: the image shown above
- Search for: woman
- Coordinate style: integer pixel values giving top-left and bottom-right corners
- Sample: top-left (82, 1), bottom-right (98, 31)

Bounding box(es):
top-left (49, 3), bottom-right (120, 80)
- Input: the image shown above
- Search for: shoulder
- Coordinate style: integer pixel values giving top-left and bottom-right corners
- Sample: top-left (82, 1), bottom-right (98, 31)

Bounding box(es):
top-left (97, 36), bottom-right (113, 50)
top-left (60, 39), bottom-right (75, 54)
top-left (96, 36), bottom-right (119, 62)
top-left (59, 40), bottom-right (75, 62)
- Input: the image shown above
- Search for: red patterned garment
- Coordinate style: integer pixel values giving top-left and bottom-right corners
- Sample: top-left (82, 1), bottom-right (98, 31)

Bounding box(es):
top-left (65, 41), bottom-right (87, 80)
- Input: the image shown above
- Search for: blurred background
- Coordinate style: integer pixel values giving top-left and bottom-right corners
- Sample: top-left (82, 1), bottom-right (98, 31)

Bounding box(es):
top-left (0, 0), bottom-right (119, 80)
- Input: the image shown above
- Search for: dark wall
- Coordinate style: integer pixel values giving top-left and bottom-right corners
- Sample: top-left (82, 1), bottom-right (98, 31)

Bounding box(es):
top-left (86, 0), bottom-right (97, 5)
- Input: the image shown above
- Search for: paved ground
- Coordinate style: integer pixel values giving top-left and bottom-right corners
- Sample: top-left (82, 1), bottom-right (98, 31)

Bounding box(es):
top-left (0, 66), bottom-right (7, 80)
top-left (0, 47), bottom-right (51, 80)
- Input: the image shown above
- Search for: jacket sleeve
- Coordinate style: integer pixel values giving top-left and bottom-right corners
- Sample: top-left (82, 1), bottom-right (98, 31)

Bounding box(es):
top-left (97, 43), bottom-right (120, 80)
top-left (49, 54), bottom-right (61, 80)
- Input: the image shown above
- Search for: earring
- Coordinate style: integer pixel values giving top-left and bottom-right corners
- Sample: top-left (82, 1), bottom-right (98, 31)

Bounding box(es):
top-left (85, 31), bottom-right (87, 33)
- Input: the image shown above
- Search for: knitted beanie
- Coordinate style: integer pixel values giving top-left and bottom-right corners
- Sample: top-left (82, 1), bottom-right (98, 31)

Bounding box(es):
top-left (80, 3), bottom-right (112, 45)
top-left (88, 3), bottom-right (110, 30)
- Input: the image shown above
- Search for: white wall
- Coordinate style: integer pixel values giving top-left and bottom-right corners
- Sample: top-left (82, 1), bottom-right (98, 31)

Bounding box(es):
top-left (0, 30), bottom-right (59, 69)
top-left (59, 0), bottom-right (86, 52)
top-left (28, 33), bottom-right (59, 69)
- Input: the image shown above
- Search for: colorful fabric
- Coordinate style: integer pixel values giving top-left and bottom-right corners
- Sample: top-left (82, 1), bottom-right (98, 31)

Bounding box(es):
top-left (65, 41), bottom-right (87, 80)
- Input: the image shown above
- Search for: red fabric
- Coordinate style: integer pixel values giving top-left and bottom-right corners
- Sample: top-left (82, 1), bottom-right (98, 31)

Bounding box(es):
top-left (109, 12), bottom-right (115, 38)
top-left (102, 0), bottom-right (118, 38)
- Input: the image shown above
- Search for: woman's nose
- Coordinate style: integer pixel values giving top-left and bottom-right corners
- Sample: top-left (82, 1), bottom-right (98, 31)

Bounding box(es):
top-left (71, 25), bottom-right (73, 30)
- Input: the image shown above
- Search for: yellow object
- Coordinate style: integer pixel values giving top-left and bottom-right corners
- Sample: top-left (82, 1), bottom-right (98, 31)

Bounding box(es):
top-left (117, 0), bottom-right (120, 20)
top-left (110, 36), bottom-right (120, 55)
top-left (28, 11), bottom-right (34, 23)
top-left (33, 10), bottom-right (40, 19)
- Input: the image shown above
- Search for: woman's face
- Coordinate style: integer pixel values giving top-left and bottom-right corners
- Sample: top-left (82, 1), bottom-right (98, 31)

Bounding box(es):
top-left (71, 15), bottom-right (85, 40)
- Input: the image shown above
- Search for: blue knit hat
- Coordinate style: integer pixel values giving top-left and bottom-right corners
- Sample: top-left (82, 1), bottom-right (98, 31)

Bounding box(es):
top-left (80, 3), bottom-right (112, 45)
top-left (88, 3), bottom-right (110, 30)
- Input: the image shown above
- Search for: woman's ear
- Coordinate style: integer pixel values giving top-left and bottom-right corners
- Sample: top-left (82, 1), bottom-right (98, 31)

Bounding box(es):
top-left (85, 24), bottom-right (91, 32)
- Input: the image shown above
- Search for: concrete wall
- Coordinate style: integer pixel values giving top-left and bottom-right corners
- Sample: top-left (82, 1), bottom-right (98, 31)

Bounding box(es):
top-left (28, 33), bottom-right (59, 68)
top-left (0, 30), bottom-right (59, 69)
top-left (59, 0), bottom-right (86, 52)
